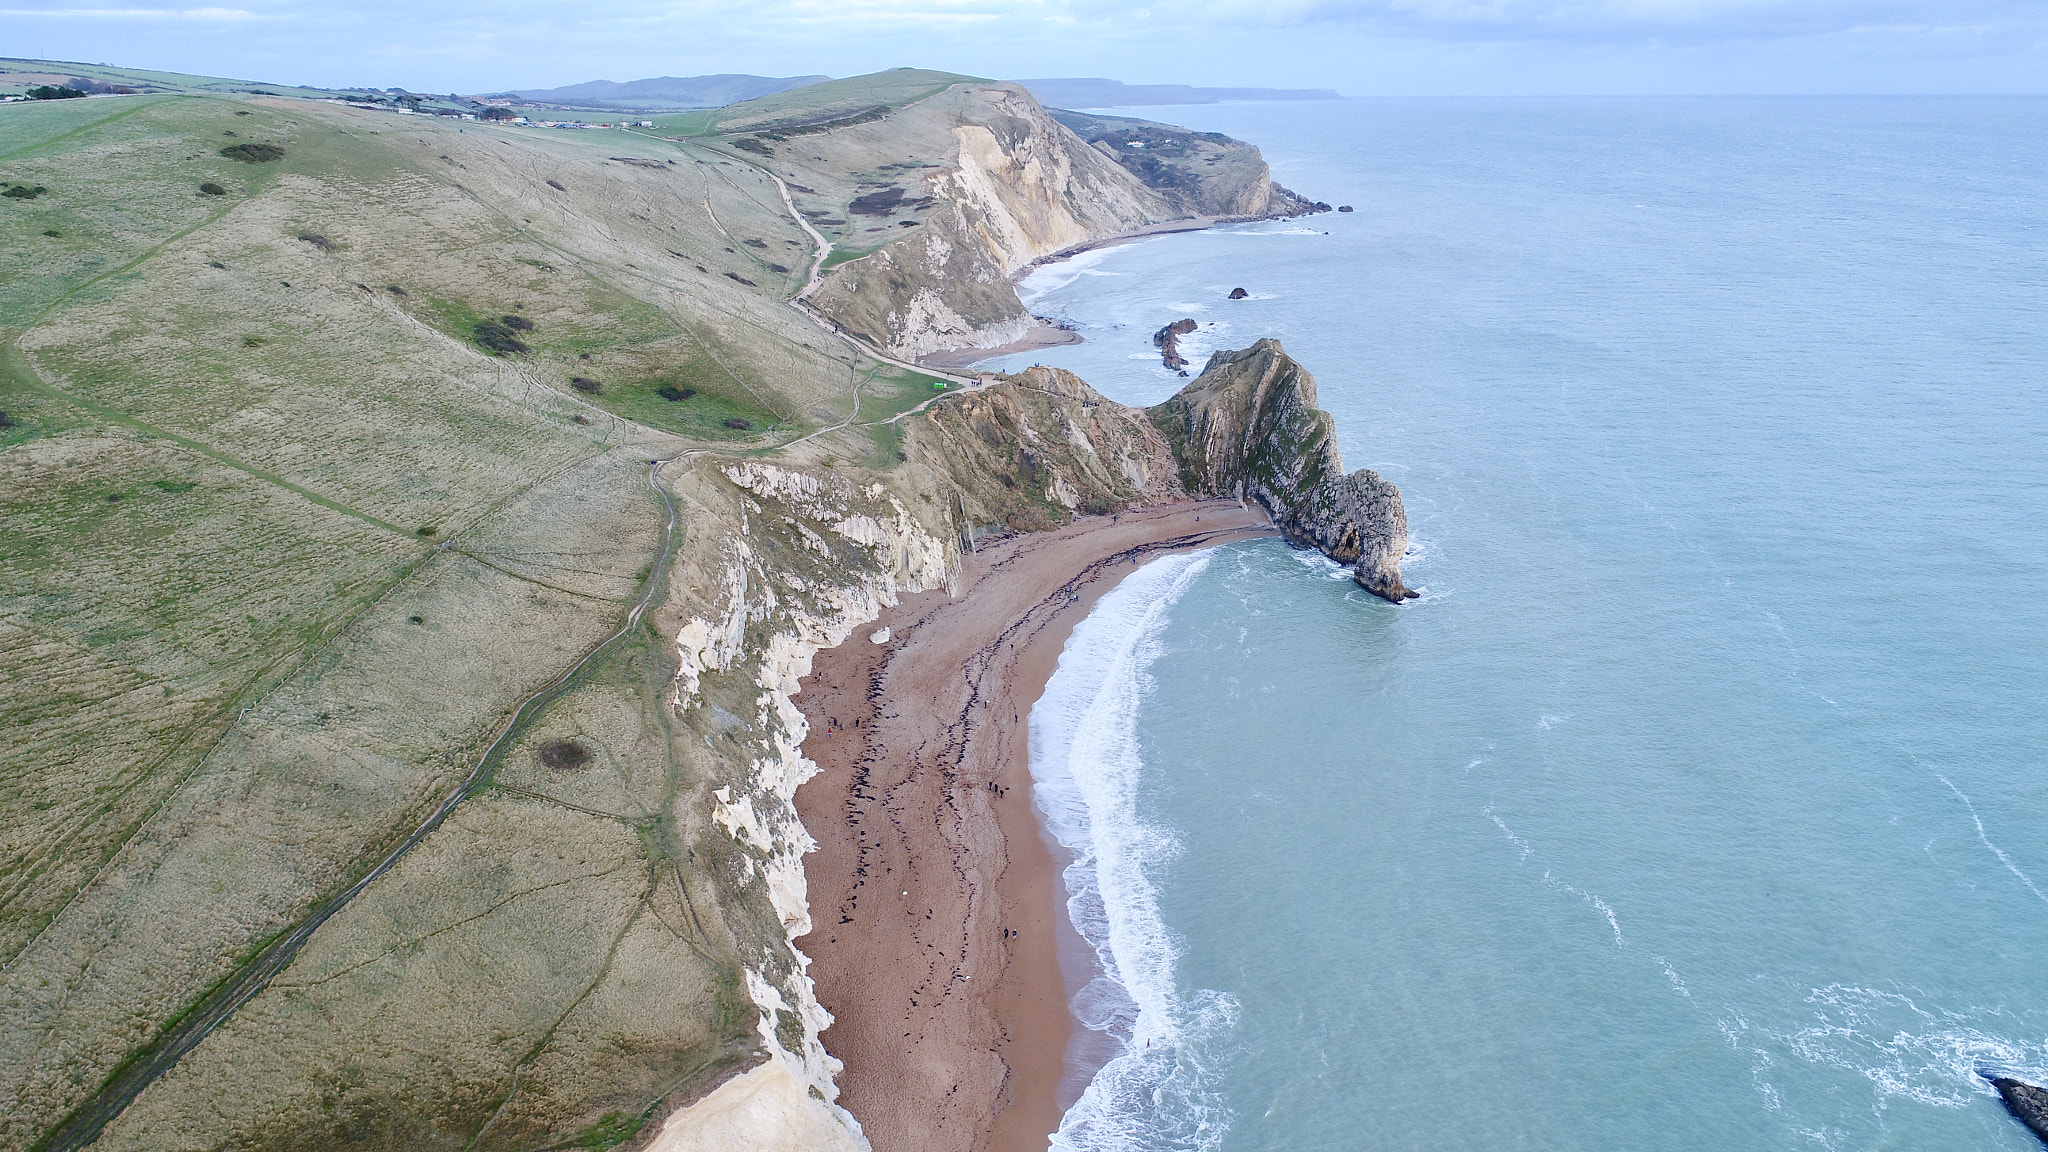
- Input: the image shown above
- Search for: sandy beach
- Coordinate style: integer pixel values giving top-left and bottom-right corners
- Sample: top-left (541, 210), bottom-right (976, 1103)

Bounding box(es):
top-left (793, 500), bottom-right (1274, 1152)
top-left (918, 319), bottom-right (1083, 372)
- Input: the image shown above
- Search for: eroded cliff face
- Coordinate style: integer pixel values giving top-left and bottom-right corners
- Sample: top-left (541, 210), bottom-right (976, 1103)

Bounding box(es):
top-left (798, 83), bottom-right (1317, 360)
top-left (1047, 109), bottom-right (1322, 219)
top-left (1148, 339), bottom-right (1418, 601)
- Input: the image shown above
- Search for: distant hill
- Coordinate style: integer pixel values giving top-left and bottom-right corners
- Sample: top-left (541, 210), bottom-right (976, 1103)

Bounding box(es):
top-left (1019, 77), bottom-right (1342, 108)
top-left (498, 74), bottom-right (831, 110)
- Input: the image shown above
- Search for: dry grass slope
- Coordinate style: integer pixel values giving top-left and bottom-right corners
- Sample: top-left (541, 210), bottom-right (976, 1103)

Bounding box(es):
top-left (0, 90), bottom-right (941, 1151)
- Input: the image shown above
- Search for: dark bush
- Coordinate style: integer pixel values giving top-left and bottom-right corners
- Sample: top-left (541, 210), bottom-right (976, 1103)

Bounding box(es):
top-left (537, 739), bottom-right (592, 770)
top-left (723, 418), bottom-right (752, 431)
top-left (848, 187), bottom-right (908, 216)
top-left (500, 314), bottom-right (533, 331)
top-left (570, 376), bottom-right (601, 394)
top-left (572, 414), bottom-right (591, 425)
top-left (386, 284), bottom-right (407, 296)
top-left (408, 614), bottom-right (424, 624)
top-left (546, 179), bottom-right (566, 191)
top-left (297, 233), bottom-right (334, 251)
top-left (220, 143), bottom-right (284, 163)
top-left (766, 263), bottom-right (790, 274)
top-left (743, 238), bottom-right (767, 248)
top-left (199, 182), bottom-right (227, 196)
top-left (3, 184), bottom-right (48, 199)
top-left (724, 272), bottom-right (757, 287)
top-left (416, 525), bottom-right (437, 536)
top-left (656, 385), bottom-right (695, 401)
top-left (536, 737), bottom-right (593, 766)
top-left (42, 229), bottom-right (60, 237)
top-left (26, 86), bottom-right (85, 101)
top-left (472, 320), bottom-right (529, 354)
top-left (0, 410), bottom-right (14, 429)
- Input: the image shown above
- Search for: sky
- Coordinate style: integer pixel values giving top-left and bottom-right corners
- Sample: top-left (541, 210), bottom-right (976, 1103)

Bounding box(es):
top-left (4, 0), bottom-right (2045, 96)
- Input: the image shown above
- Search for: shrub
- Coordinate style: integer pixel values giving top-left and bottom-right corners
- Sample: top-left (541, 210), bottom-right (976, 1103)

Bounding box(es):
top-left (219, 143), bottom-right (284, 163)
top-left (570, 377), bottom-right (601, 394)
top-left (26, 86), bottom-right (85, 101)
top-left (500, 314), bottom-right (534, 331)
top-left (3, 184), bottom-right (48, 199)
top-left (0, 410), bottom-right (14, 429)
top-left (199, 182), bottom-right (227, 196)
top-left (297, 233), bottom-right (334, 251)
top-left (416, 525), bottom-right (438, 536)
top-left (723, 418), bottom-right (752, 431)
top-left (471, 320), bottom-right (529, 354)
top-left (656, 385), bottom-right (695, 402)
top-left (537, 739), bottom-right (592, 771)
top-left (41, 229), bottom-right (60, 237)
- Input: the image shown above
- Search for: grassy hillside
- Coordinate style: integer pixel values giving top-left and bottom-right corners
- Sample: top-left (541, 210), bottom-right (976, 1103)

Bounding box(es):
top-left (1, 57), bottom-right (367, 101)
top-left (648, 67), bottom-right (981, 137)
top-left (0, 87), bottom-right (945, 1151)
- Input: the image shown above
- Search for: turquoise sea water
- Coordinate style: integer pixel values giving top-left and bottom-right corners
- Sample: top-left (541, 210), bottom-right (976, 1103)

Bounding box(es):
top-left (1009, 99), bottom-right (2048, 1151)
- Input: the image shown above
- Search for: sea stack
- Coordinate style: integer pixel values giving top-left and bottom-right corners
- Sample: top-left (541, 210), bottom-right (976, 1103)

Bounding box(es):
top-left (1153, 317), bottom-right (1198, 369)
top-left (1229, 287), bottom-right (1249, 299)
top-left (1991, 1077), bottom-right (2048, 1146)
top-left (1148, 339), bottom-right (1418, 602)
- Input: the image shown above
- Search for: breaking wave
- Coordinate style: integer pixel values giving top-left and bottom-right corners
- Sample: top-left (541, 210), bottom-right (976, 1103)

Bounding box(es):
top-left (1031, 550), bottom-right (1239, 1152)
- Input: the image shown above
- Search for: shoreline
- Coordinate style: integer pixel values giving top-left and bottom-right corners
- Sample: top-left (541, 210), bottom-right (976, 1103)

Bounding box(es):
top-left (918, 319), bottom-right (1082, 372)
top-left (921, 211), bottom-right (1303, 373)
top-left (792, 501), bottom-right (1274, 1152)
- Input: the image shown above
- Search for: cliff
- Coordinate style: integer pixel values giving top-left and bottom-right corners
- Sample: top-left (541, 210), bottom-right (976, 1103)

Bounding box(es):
top-left (1047, 109), bottom-right (1325, 218)
top-left (733, 79), bottom-right (1313, 359)
top-left (1149, 340), bottom-right (1417, 601)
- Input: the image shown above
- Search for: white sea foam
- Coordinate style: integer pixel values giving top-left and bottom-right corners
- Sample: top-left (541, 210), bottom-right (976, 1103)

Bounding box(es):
top-left (1723, 984), bottom-right (2048, 1113)
top-left (1031, 550), bottom-right (1239, 1152)
top-left (1937, 774), bottom-right (2048, 907)
top-left (1018, 246), bottom-right (1128, 304)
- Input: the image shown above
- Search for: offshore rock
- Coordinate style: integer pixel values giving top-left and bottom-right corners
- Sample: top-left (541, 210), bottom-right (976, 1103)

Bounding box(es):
top-left (1228, 287), bottom-right (1249, 299)
top-left (1991, 1077), bottom-right (2048, 1146)
top-left (1148, 339), bottom-right (1417, 601)
top-left (1153, 317), bottom-right (1198, 369)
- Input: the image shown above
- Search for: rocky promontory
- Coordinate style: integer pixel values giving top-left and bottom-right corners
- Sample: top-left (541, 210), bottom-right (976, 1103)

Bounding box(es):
top-left (1148, 339), bottom-right (1418, 601)
top-left (1992, 1078), bottom-right (2048, 1146)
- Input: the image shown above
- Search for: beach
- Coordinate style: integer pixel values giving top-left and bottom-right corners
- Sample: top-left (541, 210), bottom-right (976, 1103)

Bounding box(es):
top-left (792, 500), bottom-right (1273, 1152)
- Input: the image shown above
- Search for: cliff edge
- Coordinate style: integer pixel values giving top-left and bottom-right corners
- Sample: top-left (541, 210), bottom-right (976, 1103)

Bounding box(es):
top-left (1149, 340), bottom-right (1417, 601)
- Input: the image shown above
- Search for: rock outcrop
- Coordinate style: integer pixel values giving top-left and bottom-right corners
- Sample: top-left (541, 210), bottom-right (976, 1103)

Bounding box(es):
top-left (1228, 287), bottom-right (1249, 300)
top-left (1147, 339), bottom-right (1417, 601)
top-left (1153, 317), bottom-right (1197, 370)
top-left (1992, 1077), bottom-right (2048, 1146)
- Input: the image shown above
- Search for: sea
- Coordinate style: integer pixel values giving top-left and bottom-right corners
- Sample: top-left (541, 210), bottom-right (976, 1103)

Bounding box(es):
top-left (1001, 97), bottom-right (2048, 1152)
